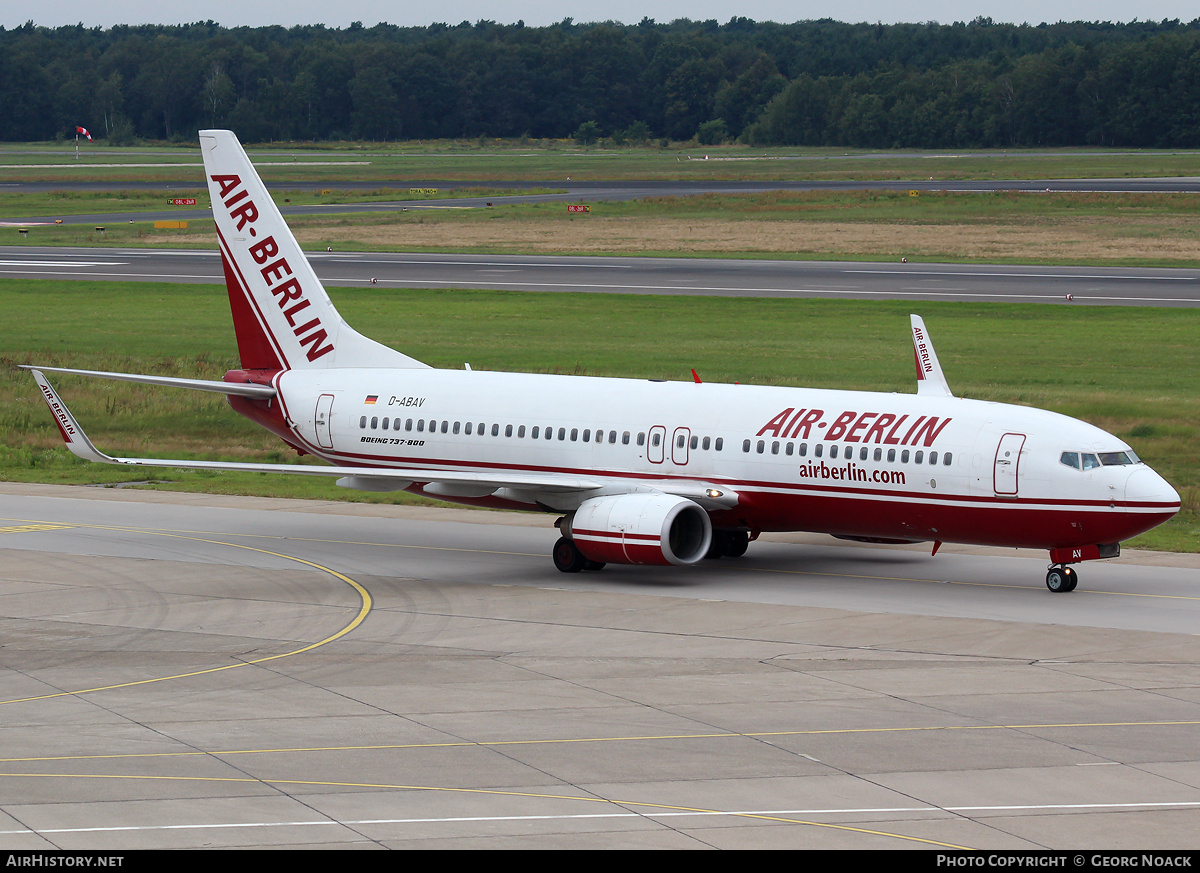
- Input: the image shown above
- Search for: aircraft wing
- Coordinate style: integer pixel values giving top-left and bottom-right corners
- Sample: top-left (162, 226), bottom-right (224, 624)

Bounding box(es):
top-left (29, 368), bottom-right (607, 493)
top-left (21, 365), bottom-right (276, 398)
top-left (31, 369), bottom-right (740, 508)
top-left (910, 315), bottom-right (954, 398)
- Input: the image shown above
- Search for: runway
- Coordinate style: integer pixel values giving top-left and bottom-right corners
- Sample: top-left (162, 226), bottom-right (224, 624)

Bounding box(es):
top-left (2, 483), bottom-right (1198, 849)
top-left (3, 246), bottom-right (1199, 306)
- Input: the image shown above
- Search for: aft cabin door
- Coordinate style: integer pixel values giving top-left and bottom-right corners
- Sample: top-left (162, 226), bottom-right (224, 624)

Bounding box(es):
top-left (315, 393), bottom-right (335, 450)
top-left (993, 432), bottom-right (1025, 496)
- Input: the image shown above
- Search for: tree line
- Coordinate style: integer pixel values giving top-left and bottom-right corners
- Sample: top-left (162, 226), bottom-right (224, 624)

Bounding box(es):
top-left (2, 16), bottom-right (1199, 148)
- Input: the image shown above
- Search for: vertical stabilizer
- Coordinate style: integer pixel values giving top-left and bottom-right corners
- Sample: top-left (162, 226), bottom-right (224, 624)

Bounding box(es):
top-left (199, 130), bottom-right (428, 370)
top-left (910, 314), bottom-right (954, 398)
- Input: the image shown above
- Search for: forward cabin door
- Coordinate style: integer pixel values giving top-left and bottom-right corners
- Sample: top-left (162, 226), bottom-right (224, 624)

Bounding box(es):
top-left (993, 432), bottom-right (1025, 496)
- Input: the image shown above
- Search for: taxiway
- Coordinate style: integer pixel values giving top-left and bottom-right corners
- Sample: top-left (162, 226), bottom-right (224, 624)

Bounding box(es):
top-left (1, 483), bottom-right (1198, 849)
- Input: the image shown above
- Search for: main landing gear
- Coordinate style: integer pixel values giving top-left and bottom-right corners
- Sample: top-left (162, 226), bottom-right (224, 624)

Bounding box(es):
top-left (705, 530), bottom-right (750, 559)
top-left (552, 537), bottom-right (605, 573)
top-left (1045, 564), bottom-right (1078, 593)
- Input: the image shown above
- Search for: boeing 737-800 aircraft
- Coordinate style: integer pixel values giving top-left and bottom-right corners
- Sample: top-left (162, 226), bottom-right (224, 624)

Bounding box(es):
top-left (27, 130), bottom-right (1181, 592)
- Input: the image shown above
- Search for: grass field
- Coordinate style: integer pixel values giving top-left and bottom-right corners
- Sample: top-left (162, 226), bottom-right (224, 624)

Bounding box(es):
top-left (5, 141), bottom-right (1200, 183)
top-left (2, 279), bottom-right (1195, 551)
top-left (10, 189), bottom-right (1200, 268)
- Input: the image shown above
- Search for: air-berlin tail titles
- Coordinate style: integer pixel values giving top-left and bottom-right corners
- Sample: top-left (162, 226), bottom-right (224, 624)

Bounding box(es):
top-left (210, 173), bottom-right (334, 362)
top-left (757, 407), bottom-right (952, 446)
top-left (913, 325), bottom-right (933, 379)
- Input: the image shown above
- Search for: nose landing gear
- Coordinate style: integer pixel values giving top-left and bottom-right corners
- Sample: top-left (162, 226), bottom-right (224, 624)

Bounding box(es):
top-left (1046, 565), bottom-right (1078, 593)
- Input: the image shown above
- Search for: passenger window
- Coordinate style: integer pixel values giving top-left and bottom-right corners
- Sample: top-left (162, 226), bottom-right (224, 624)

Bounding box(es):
top-left (690, 435), bottom-right (698, 450)
top-left (742, 439), bottom-right (751, 452)
top-left (771, 441), bottom-right (779, 454)
top-left (382, 418), bottom-right (389, 430)
top-left (609, 431), bottom-right (617, 444)
top-left (623, 431), bottom-right (631, 445)
top-left (465, 422), bottom-right (473, 435)
top-left (785, 442), bottom-right (792, 456)
top-left (359, 416), bottom-right (366, 428)
top-left (571, 428), bottom-right (579, 441)
top-left (505, 425), bottom-right (513, 437)
top-left (830, 445), bottom-right (838, 459)
top-left (652, 433), bottom-right (661, 447)
top-left (756, 440), bottom-right (765, 454)
top-left (714, 438), bottom-right (723, 451)
top-left (492, 424), bottom-right (500, 437)
top-left (943, 452), bottom-right (952, 465)
top-left (860, 447), bottom-right (868, 461)
top-left (558, 428), bottom-right (566, 440)
top-left (873, 448), bottom-right (882, 461)
top-left (406, 419), bottom-right (413, 431)
top-left (518, 425), bottom-right (526, 438)
top-left (371, 416), bottom-right (378, 429)
top-left (453, 421), bottom-right (461, 434)
top-left (417, 420), bottom-right (424, 432)
top-left (441, 421), bottom-right (448, 434)
top-left (888, 449), bottom-right (896, 462)
top-left (901, 450), bottom-right (910, 463)
top-left (799, 443), bottom-right (807, 457)
top-left (676, 434), bottom-right (685, 448)
top-left (584, 429), bottom-right (591, 442)
top-left (815, 444), bottom-right (823, 458)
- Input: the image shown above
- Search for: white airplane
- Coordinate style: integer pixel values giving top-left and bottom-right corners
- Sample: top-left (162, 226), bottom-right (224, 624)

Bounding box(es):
top-left (27, 130), bottom-right (1180, 593)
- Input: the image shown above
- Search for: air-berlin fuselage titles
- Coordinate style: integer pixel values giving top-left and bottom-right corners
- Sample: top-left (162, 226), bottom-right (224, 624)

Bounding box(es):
top-left (26, 130), bottom-right (1180, 593)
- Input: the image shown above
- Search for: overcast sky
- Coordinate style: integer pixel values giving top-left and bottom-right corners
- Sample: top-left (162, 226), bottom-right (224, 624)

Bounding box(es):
top-left (6, 1), bottom-right (1198, 30)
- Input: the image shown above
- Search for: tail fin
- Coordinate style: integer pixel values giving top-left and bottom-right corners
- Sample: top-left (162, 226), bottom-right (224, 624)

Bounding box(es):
top-left (199, 130), bottom-right (428, 371)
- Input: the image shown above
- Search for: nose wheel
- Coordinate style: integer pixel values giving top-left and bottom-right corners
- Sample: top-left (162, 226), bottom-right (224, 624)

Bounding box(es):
top-left (1046, 565), bottom-right (1078, 593)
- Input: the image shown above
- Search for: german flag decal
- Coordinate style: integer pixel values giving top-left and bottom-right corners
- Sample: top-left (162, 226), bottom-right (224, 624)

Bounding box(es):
top-left (364, 395), bottom-right (378, 405)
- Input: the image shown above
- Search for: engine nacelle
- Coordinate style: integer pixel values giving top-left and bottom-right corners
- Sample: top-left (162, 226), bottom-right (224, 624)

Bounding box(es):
top-left (562, 493), bottom-right (712, 566)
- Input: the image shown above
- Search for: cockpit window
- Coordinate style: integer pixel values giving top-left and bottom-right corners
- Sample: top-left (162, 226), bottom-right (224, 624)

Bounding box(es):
top-left (1063, 450), bottom-right (1141, 471)
top-left (1099, 451), bottom-right (1138, 466)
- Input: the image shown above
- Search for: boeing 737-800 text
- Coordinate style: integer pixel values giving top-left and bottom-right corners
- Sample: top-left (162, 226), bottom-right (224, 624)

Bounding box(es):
top-left (27, 130), bottom-right (1181, 592)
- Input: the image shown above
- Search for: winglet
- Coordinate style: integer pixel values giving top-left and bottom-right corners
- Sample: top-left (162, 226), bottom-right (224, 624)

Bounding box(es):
top-left (910, 315), bottom-right (954, 398)
top-left (29, 370), bottom-right (119, 464)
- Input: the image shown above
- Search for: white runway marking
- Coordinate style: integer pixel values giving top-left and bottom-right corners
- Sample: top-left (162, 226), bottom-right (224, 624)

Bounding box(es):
top-left (4, 799), bottom-right (1199, 837)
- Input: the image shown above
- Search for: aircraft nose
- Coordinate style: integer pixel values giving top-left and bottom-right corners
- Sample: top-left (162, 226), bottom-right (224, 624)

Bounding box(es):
top-left (1125, 467), bottom-right (1181, 509)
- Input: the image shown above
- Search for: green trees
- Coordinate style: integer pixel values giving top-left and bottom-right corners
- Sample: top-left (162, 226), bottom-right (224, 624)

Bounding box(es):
top-left (3, 18), bottom-right (1200, 147)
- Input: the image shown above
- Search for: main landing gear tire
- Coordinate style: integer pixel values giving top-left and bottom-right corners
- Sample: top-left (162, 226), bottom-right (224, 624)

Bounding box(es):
top-left (553, 537), bottom-right (603, 573)
top-left (705, 530), bottom-right (751, 559)
top-left (1046, 565), bottom-right (1078, 593)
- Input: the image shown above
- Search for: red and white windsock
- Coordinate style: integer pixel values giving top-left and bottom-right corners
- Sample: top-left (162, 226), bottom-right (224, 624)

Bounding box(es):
top-left (75, 126), bottom-right (92, 141)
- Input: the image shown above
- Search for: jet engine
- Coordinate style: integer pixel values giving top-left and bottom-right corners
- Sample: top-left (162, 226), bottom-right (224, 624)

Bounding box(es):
top-left (561, 492), bottom-right (712, 566)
